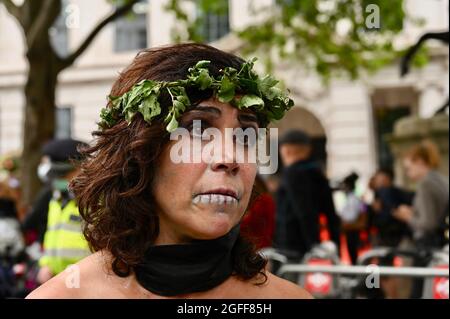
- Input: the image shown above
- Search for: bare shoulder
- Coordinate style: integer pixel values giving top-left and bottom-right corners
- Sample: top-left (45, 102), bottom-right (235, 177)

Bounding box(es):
top-left (26, 252), bottom-right (110, 299)
top-left (242, 272), bottom-right (313, 299)
top-left (266, 272), bottom-right (313, 298)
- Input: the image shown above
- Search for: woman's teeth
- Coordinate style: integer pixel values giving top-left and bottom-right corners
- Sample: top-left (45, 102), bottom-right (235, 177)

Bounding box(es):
top-left (192, 194), bottom-right (238, 205)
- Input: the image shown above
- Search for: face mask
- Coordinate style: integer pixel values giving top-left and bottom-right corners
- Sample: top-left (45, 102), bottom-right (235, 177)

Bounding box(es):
top-left (38, 161), bottom-right (74, 183)
top-left (52, 179), bottom-right (69, 192)
top-left (37, 162), bottom-right (51, 183)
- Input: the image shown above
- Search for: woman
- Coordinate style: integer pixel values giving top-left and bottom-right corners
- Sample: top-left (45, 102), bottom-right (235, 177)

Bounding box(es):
top-left (27, 44), bottom-right (311, 299)
top-left (394, 140), bottom-right (449, 248)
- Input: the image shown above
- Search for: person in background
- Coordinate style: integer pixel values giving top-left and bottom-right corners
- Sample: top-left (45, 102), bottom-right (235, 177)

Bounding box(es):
top-left (22, 139), bottom-right (87, 245)
top-left (0, 181), bottom-right (25, 260)
top-left (0, 181), bottom-right (24, 298)
top-left (371, 168), bottom-right (413, 247)
top-left (337, 172), bottom-right (366, 265)
top-left (35, 139), bottom-right (91, 285)
top-left (394, 140), bottom-right (449, 248)
top-left (0, 153), bottom-right (25, 219)
top-left (241, 175), bottom-right (276, 249)
top-left (274, 129), bottom-right (341, 260)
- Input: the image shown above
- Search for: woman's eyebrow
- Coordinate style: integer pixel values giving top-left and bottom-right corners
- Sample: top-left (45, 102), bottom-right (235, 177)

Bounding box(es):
top-left (186, 105), bottom-right (258, 125)
top-left (238, 113), bottom-right (258, 125)
top-left (188, 105), bottom-right (221, 117)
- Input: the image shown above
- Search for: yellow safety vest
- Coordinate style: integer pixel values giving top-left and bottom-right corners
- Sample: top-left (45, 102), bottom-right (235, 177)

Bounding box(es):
top-left (39, 199), bottom-right (90, 275)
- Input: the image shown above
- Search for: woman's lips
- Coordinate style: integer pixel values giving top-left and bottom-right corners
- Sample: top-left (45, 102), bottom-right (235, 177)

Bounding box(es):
top-left (195, 187), bottom-right (239, 199)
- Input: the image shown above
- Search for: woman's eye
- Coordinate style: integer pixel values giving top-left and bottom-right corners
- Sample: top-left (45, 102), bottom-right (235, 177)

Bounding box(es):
top-left (187, 120), bottom-right (208, 138)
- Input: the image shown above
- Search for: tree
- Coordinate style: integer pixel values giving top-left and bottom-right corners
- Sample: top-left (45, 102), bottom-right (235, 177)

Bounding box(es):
top-left (1, 0), bottom-right (140, 206)
top-left (166, 0), bottom-right (427, 81)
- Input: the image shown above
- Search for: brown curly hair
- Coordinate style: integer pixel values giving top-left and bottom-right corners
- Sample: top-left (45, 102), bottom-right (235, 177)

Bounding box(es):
top-left (70, 43), bottom-right (268, 284)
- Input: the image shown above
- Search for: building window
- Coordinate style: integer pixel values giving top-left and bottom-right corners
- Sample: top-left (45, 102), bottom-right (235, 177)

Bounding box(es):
top-left (373, 107), bottom-right (411, 170)
top-left (200, 1), bottom-right (230, 42)
top-left (49, 1), bottom-right (69, 57)
top-left (371, 87), bottom-right (418, 170)
top-left (55, 107), bottom-right (72, 139)
top-left (114, 1), bottom-right (148, 52)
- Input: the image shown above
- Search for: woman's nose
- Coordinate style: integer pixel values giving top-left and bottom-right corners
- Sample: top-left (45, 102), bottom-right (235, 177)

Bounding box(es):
top-left (211, 160), bottom-right (240, 175)
top-left (210, 139), bottom-right (240, 175)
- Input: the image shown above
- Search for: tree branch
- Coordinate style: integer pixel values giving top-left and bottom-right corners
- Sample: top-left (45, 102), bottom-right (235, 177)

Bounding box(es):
top-left (1, 0), bottom-right (23, 23)
top-left (26, 0), bottom-right (60, 50)
top-left (59, 0), bottom-right (139, 70)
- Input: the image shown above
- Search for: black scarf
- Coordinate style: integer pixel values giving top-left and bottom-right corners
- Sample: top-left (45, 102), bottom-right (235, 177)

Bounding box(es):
top-left (134, 223), bottom-right (240, 296)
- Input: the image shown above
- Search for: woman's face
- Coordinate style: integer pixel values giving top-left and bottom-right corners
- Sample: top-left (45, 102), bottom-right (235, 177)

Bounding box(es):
top-left (403, 157), bottom-right (429, 181)
top-left (152, 97), bottom-right (259, 244)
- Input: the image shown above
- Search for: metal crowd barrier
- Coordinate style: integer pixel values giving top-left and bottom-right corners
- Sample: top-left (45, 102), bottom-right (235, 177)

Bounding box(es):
top-left (277, 264), bottom-right (450, 279)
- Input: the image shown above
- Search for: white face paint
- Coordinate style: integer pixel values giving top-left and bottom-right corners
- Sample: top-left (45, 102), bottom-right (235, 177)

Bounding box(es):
top-left (192, 194), bottom-right (239, 206)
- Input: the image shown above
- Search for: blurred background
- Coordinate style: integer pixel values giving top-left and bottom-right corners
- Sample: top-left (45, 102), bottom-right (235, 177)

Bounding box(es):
top-left (0, 0), bottom-right (448, 299)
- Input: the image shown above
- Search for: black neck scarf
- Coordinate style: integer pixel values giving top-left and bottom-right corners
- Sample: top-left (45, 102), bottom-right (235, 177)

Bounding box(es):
top-left (134, 223), bottom-right (240, 296)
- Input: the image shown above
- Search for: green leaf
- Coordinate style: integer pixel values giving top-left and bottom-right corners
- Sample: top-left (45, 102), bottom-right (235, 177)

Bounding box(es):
top-left (166, 114), bottom-right (179, 132)
top-left (194, 60), bottom-right (211, 69)
top-left (99, 107), bottom-right (114, 126)
top-left (177, 94), bottom-right (190, 106)
top-left (265, 86), bottom-right (283, 101)
top-left (268, 107), bottom-right (285, 120)
top-left (217, 76), bottom-right (235, 103)
top-left (222, 66), bottom-right (238, 77)
top-left (139, 94), bottom-right (161, 123)
top-left (196, 69), bottom-right (213, 90)
top-left (108, 95), bottom-right (121, 109)
top-left (173, 100), bottom-right (186, 113)
top-left (258, 74), bottom-right (279, 92)
top-left (125, 110), bottom-right (135, 123)
top-left (237, 95), bottom-right (265, 110)
top-left (238, 78), bottom-right (259, 94)
top-left (239, 58), bottom-right (258, 78)
top-left (126, 88), bottom-right (142, 108)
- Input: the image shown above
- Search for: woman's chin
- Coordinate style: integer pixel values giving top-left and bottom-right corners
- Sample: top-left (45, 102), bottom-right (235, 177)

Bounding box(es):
top-left (191, 211), bottom-right (237, 240)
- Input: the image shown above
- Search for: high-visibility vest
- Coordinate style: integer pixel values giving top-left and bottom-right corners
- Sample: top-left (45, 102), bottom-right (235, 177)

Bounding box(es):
top-left (39, 199), bottom-right (90, 275)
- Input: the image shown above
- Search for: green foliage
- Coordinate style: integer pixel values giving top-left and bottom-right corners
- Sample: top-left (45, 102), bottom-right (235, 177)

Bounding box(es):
top-left (99, 58), bottom-right (294, 132)
top-left (165, 0), bottom-right (422, 82)
top-left (410, 45), bottom-right (429, 68)
top-left (165, 0), bottom-right (229, 43)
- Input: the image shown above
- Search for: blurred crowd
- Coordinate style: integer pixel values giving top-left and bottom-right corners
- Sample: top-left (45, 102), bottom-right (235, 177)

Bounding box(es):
top-left (0, 131), bottom-right (448, 299)
top-left (244, 131), bottom-right (449, 298)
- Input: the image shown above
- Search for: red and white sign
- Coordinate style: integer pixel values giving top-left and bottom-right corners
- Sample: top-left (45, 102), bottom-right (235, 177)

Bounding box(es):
top-left (433, 265), bottom-right (449, 299)
top-left (305, 259), bottom-right (333, 296)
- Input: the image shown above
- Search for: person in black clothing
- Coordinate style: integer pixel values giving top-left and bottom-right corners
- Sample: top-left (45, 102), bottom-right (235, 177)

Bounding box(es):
top-left (371, 168), bottom-right (413, 247)
top-left (274, 130), bottom-right (341, 260)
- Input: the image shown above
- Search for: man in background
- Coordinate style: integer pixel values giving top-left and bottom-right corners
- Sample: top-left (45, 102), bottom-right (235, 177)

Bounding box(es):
top-left (274, 130), bottom-right (341, 260)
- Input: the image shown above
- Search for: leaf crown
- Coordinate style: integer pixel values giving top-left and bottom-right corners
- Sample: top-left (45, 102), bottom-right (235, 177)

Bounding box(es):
top-left (99, 57), bottom-right (294, 132)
